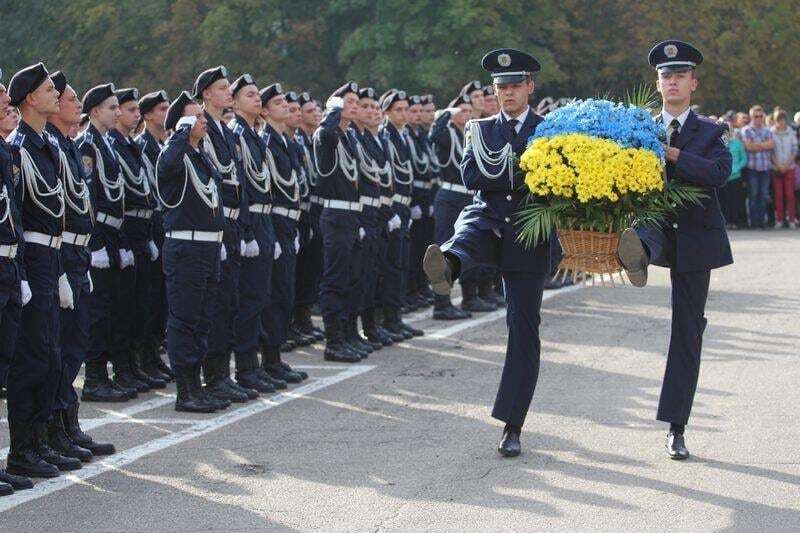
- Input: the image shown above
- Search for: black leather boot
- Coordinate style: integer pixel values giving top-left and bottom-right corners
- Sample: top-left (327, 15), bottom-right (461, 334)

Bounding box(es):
top-left (433, 294), bottom-right (471, 320)
top-left (323, 315), bottom-right (361, 363)
top-left (195, 364), bottom-right (230, 411)
top-left (480, 279), bottom-right (505, 308)
top-left (298, 306), bottom-right (325, 341)
top-left (360, 309), bottom-right (386, 349)
top-left (204, 356), bottom-right (248, 403)
top-left (82, 361), bottom-right (131, 402)
top-left (461, 283), bottom-right (496, 313)
top-left (131, 350), bottom-right (167, 389)
top-left (344, 315), bottom-right (371, 359)
top-left (235, 352), bottom-right (277, 394)
top-left (62, 402), bottom-right (115, 456)
top-left (0, 468), bottom-right (33, 491)
top-left (261, 345), bottom-right (303, 383)
top-left (174, 366), bottom-right (217, 413)
top-left (47, 413), bottom-right (93, 462)
top-left (381, 307), bottom-right (410, 341)
top-left (6, 421), bottom-right (60, 478)
top-left (36, 423), bottom-right (82, 471)
top-left (140, 346), bottom-right (172, 383)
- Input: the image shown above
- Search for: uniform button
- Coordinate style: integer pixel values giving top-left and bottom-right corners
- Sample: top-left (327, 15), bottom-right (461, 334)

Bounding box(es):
top-left (672, 223), bottom-right (678, 229)
top-left (670, 202), bottom-right (677, 208)
top-left (506, 195), bottom-right (512, 201)
top-left (504, 217), bottom-right (511, 223)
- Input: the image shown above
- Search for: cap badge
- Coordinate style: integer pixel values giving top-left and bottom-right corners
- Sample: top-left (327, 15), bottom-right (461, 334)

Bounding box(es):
top-left (220, 65), bottom-right (228, 78)
top-left (275, 83), bottom-right (282, 93)
top-left (498, 54), bottom-right (511, 67)
top-left (664, 45), bottom-right (678, 58)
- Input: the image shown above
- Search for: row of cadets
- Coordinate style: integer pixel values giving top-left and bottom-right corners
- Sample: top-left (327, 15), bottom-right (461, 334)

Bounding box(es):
top-left (428, 92), bottom-right (474, 321)
top-left (78, 82), bottom-right (132, 401)
top-left (109, 87), bottom-right (165, 392)
top-left (156, 91), bottom-right (226, 413)
top-left (45, 71), bottom-right (115, 461)
top-left (5, 63), bottom-right (79, 478)
top-left (289, 92), bottom-right (325, 343)
top-left (257, 83), bottom-right (306, 383)
top-left (312, 82), bottom-right (365, 363)
top-left (227, 74), bottom-right (283, 394)
top-left (192, 66), bottom-right (252, 406)
top-left (347, 87), bottom-right (389, 354)
top-left (403, 94), bottom-right (435, 310)
top-left (136, 90), bottom-right (173, 383)
top-left (377, 89), bottom-right (424, 340)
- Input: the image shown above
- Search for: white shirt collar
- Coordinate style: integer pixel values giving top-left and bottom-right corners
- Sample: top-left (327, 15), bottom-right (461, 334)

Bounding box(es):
top-left (501, 107), bottom-right (530, 133)
top-left (661, 107), bottom-right (691, 130)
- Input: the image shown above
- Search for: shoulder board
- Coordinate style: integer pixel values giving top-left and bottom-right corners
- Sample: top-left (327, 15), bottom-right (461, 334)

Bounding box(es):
top-left (8, 131), bottom-right (24, 148)
top-left (81, 131), bottom-right (94, 145)
top-left (231, 122), bottom-right (244, 136)
top-left (44, 131), bottom-right (60, 150)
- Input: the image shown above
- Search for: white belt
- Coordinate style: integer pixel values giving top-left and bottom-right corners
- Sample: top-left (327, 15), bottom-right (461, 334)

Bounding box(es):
top-left (440, 182), bottom-right (473, 195)
top-left (300, 201), bottom-right (311, 212)
top-left (310, 195), bottom-right (320, 204)
top-left (272, 206), bottom-right (301, 220)
top-left (223, 207), bottom-right (240, 220)
top-left (249, 203), bottom-right (272, 214)
top-left (97, 212), bottom-right (123, 229)
top-left (392, 194), bottom-right (412, 207)
top-left (23, 231), bottom-right (62, 250)
top-left (166, 230), bottom-right (223, 243)
top-left (413, 180), bottom-right (433, 190)
top-left (62, 232), bottom-right (91, 247)
top-left (124, 209), bottom-right (154, 219)
top-left (359, 196), bottom-right (382, 208)
top-left (0, 244), bottom-right (18, 258)
top-left (380, 196), bottom-right (393, 206)
top-left (323, 199), bottom-right (362, 212)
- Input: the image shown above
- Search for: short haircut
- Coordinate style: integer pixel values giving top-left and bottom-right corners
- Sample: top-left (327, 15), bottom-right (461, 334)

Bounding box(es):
top-left (749, 105), bottom-right (764, 116)
top-left (773, 109), bottom-right (787, 122)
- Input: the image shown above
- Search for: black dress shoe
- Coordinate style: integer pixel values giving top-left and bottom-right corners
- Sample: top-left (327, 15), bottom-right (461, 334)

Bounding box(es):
top-left (498, 428), bottom-right (521, 458)
top-left (81, 380), bottom-right (130, 402)
top-left (236, 370), bottom-right (277, 394)
top-left (324, 342), bottom-right (361, 363)
top-left (132, 367), bottom-right (167, 389)
top-left (618, 228), bottom-right (649, 287)
top-left (223, 376), bottom-right (259, 399)
top-left (0, 468), bottom-right (33, 491)
top-left (62, 402), bottom-right (116, 456)
top-left (0, 481), bottom-right (12, 496)
top-left (262, 362), bottom-right (303, 384)
top-left (666, 432), bottom-right (689, 460)
top-left (47, 416), bottom-right (93, 463)
top-left (281, 362), bottom-right (308, 381)
top-left (38, 439), bottom-right (82, 471)
top-left (111, 380), bottom-right (138, 399)
top-left (114, 371), bottom-right (150, 393)
top-left (255, 368), bottom-right (288, 390)
top-left (205, 379), bottom-right (248, 403)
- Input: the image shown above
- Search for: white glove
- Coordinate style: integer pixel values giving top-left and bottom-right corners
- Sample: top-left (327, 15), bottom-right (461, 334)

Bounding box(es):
top-left (240, 240), bottom-right (246, 256)
top-left (294, 234), bottom-right (300, 253)
top-left (244, 239), bottom-right (260, 257)
top-left (407, 218), bottom-right (413, 230)
top-left (428, 205), bottom-right (434, 217)
top-left (220, 243), bottom-right (227, 262)
top-left (87, 271), bottom-right (93, 293)
top-left (410, 205), bottom-right (423, 220)
top-left (119, 249), bottom-right (134, 269)
top-left (91, 247), bottom-right (111, 269)
top-left (175, 116), bottom-right (197, 130)
top-left (20, 280), bottom-right (32, 306)
top-left (274, 241), bottom-right (282, 260)
top-left (387, 214), bottom-right (401, 232)
top-left (325, 96), bottom-right (344, 111)
top-left (359, 227), bottom-right (366, 241)
top-left (148, 240), bottom-right (159, 262)
top-left (58, 273), bottom-right (74, 310)
top-left (309, 228), bottom-right (314, 240)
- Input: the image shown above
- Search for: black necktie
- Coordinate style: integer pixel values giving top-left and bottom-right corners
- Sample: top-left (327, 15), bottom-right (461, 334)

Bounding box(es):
top-left (668, 118), bottom-right (681, 147)
top-left (507, 118), bottom-right (519, 140)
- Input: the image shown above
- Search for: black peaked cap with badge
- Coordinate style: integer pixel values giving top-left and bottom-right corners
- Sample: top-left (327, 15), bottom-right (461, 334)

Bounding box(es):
top-left (358, 87), bottom-right (377, 100)
top-left (448, 93), bottom-right (471, 108)
top-left (381, 89), bottom-right (407, 111)
top-left (8, 62), bottom-right (50, 106)
top-left (193, 65), bottom-right (228, 99)
top-left (331, 81), bottom-right (359, 99)
top-left (139, 90), bottom-right (169, 115)
top-left (459, 80), bottom-right (482, 97)
top-left (164, 90), bottom-right (195, 131)
top-left (260, 83), bottom-right (284, 106)
top-left (298, 91), bottom-right (314, 106)
top-left (231, 73), bottom-right (256, 97)
top-left (648, 39), bottom-right (703, 72)
top-left (481, 48), bottom-right (541, 84)
top-left (82, 83), bottom-right (116, 114)
top-left (284, 91), bottom-right (299, 104)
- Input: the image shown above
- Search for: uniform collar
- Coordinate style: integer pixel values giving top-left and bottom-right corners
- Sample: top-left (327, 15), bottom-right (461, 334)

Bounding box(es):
top-left (501, 106), bottom-right (530, 132)
top-left (661, 107), bottom-right (691, 130)
top-left (18, 120), bottom-right (47, 149)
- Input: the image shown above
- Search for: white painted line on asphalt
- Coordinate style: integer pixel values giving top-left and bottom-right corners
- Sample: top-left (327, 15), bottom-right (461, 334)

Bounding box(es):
top-left (0, 364), bottom-right (374, 514)
top-left (425, 284), bottom-right (583, 339)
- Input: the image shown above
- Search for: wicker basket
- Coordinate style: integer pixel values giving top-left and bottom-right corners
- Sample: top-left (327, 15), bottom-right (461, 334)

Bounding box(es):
top-left (556, 228), bottom-right (625, 285)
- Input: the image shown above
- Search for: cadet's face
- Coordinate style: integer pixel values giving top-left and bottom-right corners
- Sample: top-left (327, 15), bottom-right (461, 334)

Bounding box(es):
top-left (452, 103), bottom-right (472, 129)
top-left (118, 100), bottom-right (141, 131)
top-left (146, 101), bottom-right (169, 129)
top-left (494, 79), bottom-right (534, 116)
top-left (483, 95), bottom-right (499, 115)
top-left (407, 104), bottom-right (422, 126)
top-left (205, 78), bottom-right (233, 109)
top-left (286, 102), bottom-right (302, 128)
top-left (469, 90), bottom-right (485, 112)
top-left (94, 96), bottom-right (120, 130)
top-left (0, 84), bottom-right (10, 117)
top-left (0, 107), bottom-right (19, 134)
top-left (423, 103), bottom-right (435, 124)
top-left (56, 85), bottom-right (82, 126)
top-left (265, 95), bottom-right (289, 122)
top-left (360, 99), bottom-right (380, 127)
top-left (184, 102), bottom-right (207, 138)
top-left (312, 103), bottom-right (323, 125)
top-left (387, 101), bottom-right (408, 127)
top-left (342, 92), bottom-right (360, 122)
top-left (656, 70), bottom-right (697, 106)
top-left (30, 78), bottom-right (60, 115)
top-left (234, 85), bottom-right (261, 118)
top-left (300, 102), bottom-right (317, 129)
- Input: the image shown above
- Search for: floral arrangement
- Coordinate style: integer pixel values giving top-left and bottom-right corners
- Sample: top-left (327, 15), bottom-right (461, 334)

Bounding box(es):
top-left (516, 91), bottom-right (706, 279)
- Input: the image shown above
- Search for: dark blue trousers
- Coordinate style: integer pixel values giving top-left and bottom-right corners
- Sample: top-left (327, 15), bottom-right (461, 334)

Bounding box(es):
top-left (7, 245), bottom-right (61, 424)
top-left (377, 209), bottom-right (410, 309)
top-left (0, 257), bottom-right (22, 391)
top-left (260, 215), bottom-right (296, 348)
top-left (86, 225), bottom-right (121, 366)
top-left (56, 244), bottom-right (90, 411)
top-left (318, 209), bottom-right (360, 318)
top-left (408, 214), bottom-right (433, 293)
top-left (115, 242), bottom-right (150, 371)
top-left (357, 208), bottom-right (382, 313)
top-left (234, 213), bottom-right (275, 357)
top-left (636, 226), bottom-right (711, 425)
top-left (144, 211), bottom-right (167, 355)
top-left (433, 190), bottom-right (480, 284)
top-left (294, 208), bottom-right (323, 308)
top-left (207, 218), bottom-right (241, 362)
top-left (162, 239), bottom-right (220, 370)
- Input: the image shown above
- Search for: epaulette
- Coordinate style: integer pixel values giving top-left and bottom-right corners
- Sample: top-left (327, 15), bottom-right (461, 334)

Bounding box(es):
top-left (8, 130), bottom-right (24, 148)
top-left (80, 131), bottom-right (94, 145)
top-left (44, 130), bottom-right (60, 151)
top-left (231, 122), bottom-right (244, 137)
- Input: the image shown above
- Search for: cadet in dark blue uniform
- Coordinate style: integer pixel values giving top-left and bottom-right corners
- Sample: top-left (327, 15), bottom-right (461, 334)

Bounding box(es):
top-left (156, 92), bottom-right (227, 413)
top-left (193, 66), bottom-right (247, 405)
top-left (78, 82), bottom-right (133, 402)
top-left (618, 40), bottom-right (733, 460)
top-left (379, 90), bottom-right (424, 340)
top-left (428, 94), bottom-right (474, 321)
top-left (291, 92), bottom-right (325, 342)
top-left (424, 49), bottom-right (552, 458)
top-left (6, 63), bottom-right (83, 477)
top-left (228, 74), bottom-right (282, 395)
top-left (0, 71), bottom-right (35, 494)
top-left (45, 71), bottom-right (115, 461)
top-left (403, 95), bottom-right (435, 311)
top-left (110, 87), bottom-right (166, 392)
top-left (136, 89), bottom-right (173, 383)
top-left (313, 82), bottom-right (364, 363)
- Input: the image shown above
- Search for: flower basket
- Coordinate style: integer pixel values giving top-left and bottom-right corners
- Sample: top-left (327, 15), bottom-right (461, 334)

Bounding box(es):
top-left (556, 228), bottom-right (625, 286)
